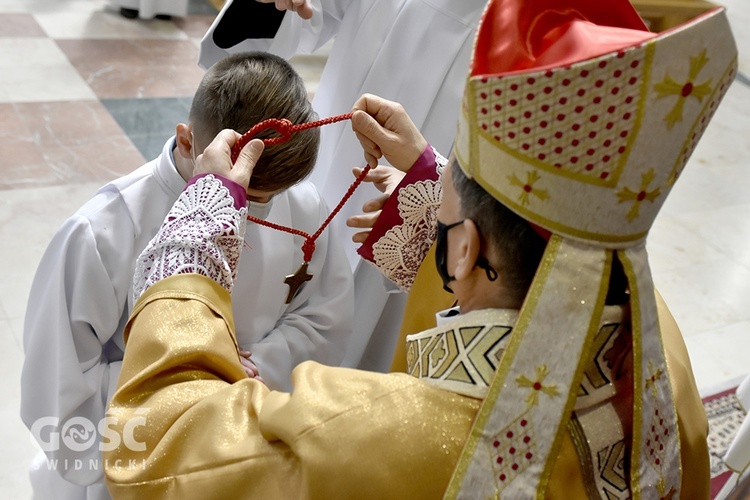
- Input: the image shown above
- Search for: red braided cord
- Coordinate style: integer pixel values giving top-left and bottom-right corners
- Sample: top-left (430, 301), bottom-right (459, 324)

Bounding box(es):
top-left (247, 164), bottom-right (371, 262)
top-left (239, 111), bottom-right (366, 263)
top-left (231, 112), bottom-right (353, 163)
top-left (290, 112), bottom-right (353, 132)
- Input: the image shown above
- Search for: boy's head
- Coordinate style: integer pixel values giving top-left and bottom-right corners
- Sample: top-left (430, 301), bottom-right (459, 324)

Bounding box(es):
top-left (179, 51), bottom-right (319, 194)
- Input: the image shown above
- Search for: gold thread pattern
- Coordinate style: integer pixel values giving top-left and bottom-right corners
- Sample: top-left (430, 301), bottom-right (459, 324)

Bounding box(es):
top-left (516, 365), bottom-right (559, 408)
top-left (616, 168), bottom-right (661, 222)
top-left (508, 171), bottom-right (549, 207)
top-left (668, 57), bottom-right (737, 185)
top-left (654, 49), bottom-right (712, 130)
top-left (406, 322), bottom-right (513, 393)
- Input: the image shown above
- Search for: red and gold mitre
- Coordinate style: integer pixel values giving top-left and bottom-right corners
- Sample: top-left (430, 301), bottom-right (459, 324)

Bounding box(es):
top-left (455, 0), bottom-right (736, 244)
top-left (447, 0), bottom-right (737, 498)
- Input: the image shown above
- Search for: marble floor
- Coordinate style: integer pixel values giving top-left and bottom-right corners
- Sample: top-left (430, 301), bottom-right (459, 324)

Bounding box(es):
top-left (0, 0), bottom-right (749, 497)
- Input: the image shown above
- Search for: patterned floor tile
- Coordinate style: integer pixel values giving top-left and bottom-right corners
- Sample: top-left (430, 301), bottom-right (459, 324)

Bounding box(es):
top-left (35, 8), bottom-right (189, 40)
top-left (0, 13), bottom-right (46, 37)
top-left (0, 38), bottom-right (97, 102)
top-left (57, 38), bottom-right (204, 98)
top-left (4, 0), bottom-right (109, 15)
top-left (0, 101), bottom-right (144, 189)
top-left (102, 96), bottom-right (193, 159)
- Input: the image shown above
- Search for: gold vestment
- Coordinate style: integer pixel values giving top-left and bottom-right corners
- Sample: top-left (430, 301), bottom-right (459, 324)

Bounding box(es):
top-left (105, 269), bottom-right (708, 498)
top-left (392, 251), bottom-right (710, 498)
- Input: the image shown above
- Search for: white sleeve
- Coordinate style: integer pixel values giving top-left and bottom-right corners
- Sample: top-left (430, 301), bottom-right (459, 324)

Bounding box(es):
top-left (21, 214), bottom-right (127, 486)
top-left (247, 199), bottom-right (354, 392)
top-left (199, 0), bottom-right (354, 68)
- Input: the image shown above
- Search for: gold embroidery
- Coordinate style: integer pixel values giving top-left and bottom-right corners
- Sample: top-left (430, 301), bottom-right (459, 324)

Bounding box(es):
top-left (405, 310), bottom-right (515, 396)
top-left (667, 58), bottom-right (737, 186)
top-left (582, 322), bottom-right (622, 390)
top-left (598, 441), bottom-right (629, 493)
top-left (508, 171), bottom-right (549, 206)
top-left (654, 49), bottom-right (712, 129)
top-left (431, 331), bottom-right (459, 379)
top-left (616, 168), bottom-right (661, 222)
top-left (516, 365), bottom-right (559, 408)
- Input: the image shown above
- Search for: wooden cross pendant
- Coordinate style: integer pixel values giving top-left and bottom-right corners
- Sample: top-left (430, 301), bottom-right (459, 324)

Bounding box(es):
top-left (284, 262), bottom-right (313, 303)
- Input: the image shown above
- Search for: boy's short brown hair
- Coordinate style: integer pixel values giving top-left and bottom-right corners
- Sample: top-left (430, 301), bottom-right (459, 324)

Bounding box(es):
top-left (190, 51), bottom-right (319, 192)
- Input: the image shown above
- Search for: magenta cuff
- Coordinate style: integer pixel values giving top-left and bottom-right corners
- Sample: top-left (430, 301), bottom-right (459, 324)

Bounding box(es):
top-left (357, 144), bottom-right (439, 262)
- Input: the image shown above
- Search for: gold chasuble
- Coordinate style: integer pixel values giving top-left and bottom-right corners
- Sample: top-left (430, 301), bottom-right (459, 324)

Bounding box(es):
top-left (392, 251), bottom-right (710, 498)
top-left (105, 272), bottom-right (709, 499)
top-left (105, 274), bottom-right (481, 499)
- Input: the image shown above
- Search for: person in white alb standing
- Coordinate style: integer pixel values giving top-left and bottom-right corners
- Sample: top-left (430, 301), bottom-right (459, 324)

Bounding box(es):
top-left (199, 0), bottom-right (488, 372)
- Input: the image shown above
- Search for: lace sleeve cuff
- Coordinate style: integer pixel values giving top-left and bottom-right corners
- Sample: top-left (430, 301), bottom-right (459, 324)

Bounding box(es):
top-left (357, 144), bottom-right (446, 292)
top-left (133, 174), bottom-right (248, 303)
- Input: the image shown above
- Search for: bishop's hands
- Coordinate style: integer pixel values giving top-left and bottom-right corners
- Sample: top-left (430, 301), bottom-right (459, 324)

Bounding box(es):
top-left (347, 94), bottom-right (427, 243)
top-left (350, 93), bottom-right (428, 171)
top-left (346, 166), bottom-right (404, 243)
top-left (193, 129), bottom-right (264, 190)
top-left (256, 0), bottom-right (313, 20)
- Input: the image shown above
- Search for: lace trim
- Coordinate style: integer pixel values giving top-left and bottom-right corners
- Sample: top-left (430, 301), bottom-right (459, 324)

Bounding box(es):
top-left (371, 150), bottom-right (445, 291)
top-left (433, 146), bottom-right (447, 175)
top-left (133, 174), bottom-right (248, 302)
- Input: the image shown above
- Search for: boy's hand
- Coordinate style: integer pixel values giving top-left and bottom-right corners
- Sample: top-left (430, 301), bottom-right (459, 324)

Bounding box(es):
top-left (256, 0), bottom-right (313, 20)
top-left (239, 350), bottom-right (265, 383)
top-left (351, 93), bottom-right (427, 171)
top-left (346, 165), bottom-right (406, 243)
top-left (194, 129), bottom-right (264, 190)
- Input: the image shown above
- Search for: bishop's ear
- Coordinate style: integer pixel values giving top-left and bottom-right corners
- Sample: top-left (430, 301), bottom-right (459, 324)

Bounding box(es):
top-left (453, 219), bottom-right (482, 281)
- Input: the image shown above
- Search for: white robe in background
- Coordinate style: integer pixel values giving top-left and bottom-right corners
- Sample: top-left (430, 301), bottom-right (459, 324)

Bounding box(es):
top-left (199, 0), bottom-right (486, 371)
top-left (21, 137), bottom-right (353, 500)
top-left (107, 0), bottom-right (188, 19)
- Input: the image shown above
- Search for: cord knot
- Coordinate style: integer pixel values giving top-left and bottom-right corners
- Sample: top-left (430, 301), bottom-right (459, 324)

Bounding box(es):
top-left (231, 118), bottom-right (294, 163)
top-left (301, 239), bottom-right (316, 263)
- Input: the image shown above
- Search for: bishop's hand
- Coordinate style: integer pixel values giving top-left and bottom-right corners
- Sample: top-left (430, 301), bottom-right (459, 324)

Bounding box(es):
top-left (346, 165), bottom-right (405, 243)
top-left (193, 129), bottom-right (264, 190)
top-left (351, 93), bottom-right (428, 171)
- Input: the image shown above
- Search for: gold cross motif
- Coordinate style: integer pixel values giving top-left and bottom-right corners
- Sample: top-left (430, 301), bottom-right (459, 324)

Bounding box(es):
top-left (654, 49), bottom-right (713, 129)
top-left (284, 262), bottom-right (313, 304)
top-left (516, 364), bottom-right (559, 408)
top-left (616, 168), bottom-right (661, 222)
top-left (508, 171), bottom-right (549, 206)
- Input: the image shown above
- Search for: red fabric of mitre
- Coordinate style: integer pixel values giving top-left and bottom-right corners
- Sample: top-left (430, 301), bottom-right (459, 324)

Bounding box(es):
top-left (472, 0), bottom-right (658, 77)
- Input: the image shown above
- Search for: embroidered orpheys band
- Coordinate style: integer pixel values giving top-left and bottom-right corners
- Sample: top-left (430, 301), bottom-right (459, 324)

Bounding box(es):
top-left (232, 113), bottom-right (371, 302)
